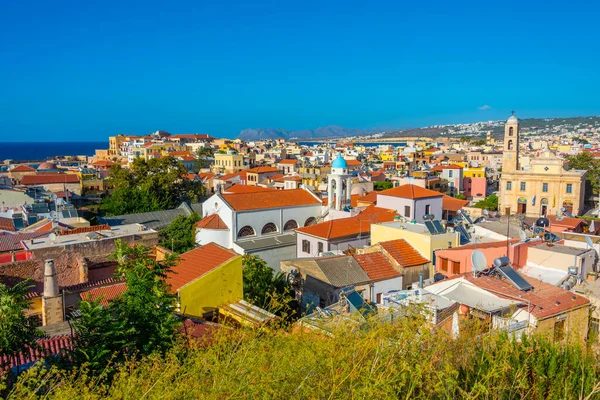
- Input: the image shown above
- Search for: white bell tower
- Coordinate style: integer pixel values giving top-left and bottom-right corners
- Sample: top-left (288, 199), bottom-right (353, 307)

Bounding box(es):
top-left (328, 153), bottom-right (352, 211)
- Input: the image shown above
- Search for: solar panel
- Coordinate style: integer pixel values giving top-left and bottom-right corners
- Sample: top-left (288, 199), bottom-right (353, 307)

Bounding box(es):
top-left (455, 224), bottom-right (471, 245)
top-left (424, 220), bottom-right (437, 235)
top-left (432, 220), bottom-right (445, 234)
top-left (463, 213), bottom-right (473, 225)
top-left (497, 265), bottom-right (533, 291)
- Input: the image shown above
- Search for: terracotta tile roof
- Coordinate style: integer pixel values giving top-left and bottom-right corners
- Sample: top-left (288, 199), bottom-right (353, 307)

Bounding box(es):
top-left (296, 217), bottom-right (369, 240)
top-left (0, 231), bottom-right (50, 252)
top-left (462, 274), bottom-right (590, 319)
top-left (442, 195), bottom-right (469, 212)
top-left (379, 239), bottom-right (429, 267)
top-left (283, 175), bottom-right (301, 181)
top-left (59, 224), bottom-right (111, 236)
top-left (431, 164), bottom-right (463, 171)
top-left (0, 217), bottom-right (15, 232)
top-left (356, 205), bottom-right (398, 223)
top-left (221, 189), bottom-right (321, 211)
top-left (81, 283), bottom-right (127, 306)
top-left (179, 155), bottom-right (196, 161)
top-left (92, 160), bottom-right (116, 167)
top-left (22, 219), bottom-right (53, 233)
top-left (1, 335), bottom-right (72, 370)
top-left (222, 184), bottom-right (276, 194)
top-left (10, 165), bottom-right (36, 172)
top-left (247, 166), bottom-right (280, 174)
top-left (278, 159), bottom-right (299, 165)
top-left (547, 215), bottom-right (584, 229)
top-left (196, 214), bottom-right (229, 230)
top-left (353, 252), bottom-right (400, 281)
top-left (169, 151), bottom-right (191, 156)
top-left (346, 159), bottom-right (362, 166)
top-left (199, 173), bottom-right (215, 181)
top-left (216, 172), bottom-right (241, 181)
top-left (167, 242), bottom-right (239, 292)
top-left (21, 174), bottom-right (80, 185)
top-left (378, 184), bottom-right (443, 199)
top-left (357, 191), bottom-right (377, 204)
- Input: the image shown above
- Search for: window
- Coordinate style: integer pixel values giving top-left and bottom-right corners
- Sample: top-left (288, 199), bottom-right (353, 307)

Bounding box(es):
top-left (452, 261), bottom-right (460, 275)
top-left (261, 223), bottom-right (277, 234)
top-left (302, 239), bottom-right (311, 254)
top-left (509, 127), bottom-right (514, 136)
top-left (425, 204), bottom-right (431, 215)
top-left (318, 242), bottom-right (324, 254)
top-left (284, 220), bottom-right (298, 231)
top-left (304, 217), bottom-right (317, 226)
top-left (542, 183), bottom-right (548, 193)
top-left (448, 170), bottom-right (453, 178)
top-left (506, 181), bottom-right (512, 190)
top-left (404, 206), bottom-right (411, 218)
top-left (439, 257), bottom-right (448, 272)
top-left (237, 225), bottom-right (255, 238)
top-left (554, 318), bottom-right (566, 342)
top-left (566, 184), bottom-right (573, 194)
top-left (520, 182), bottom-right (526, 191)
top-left (508, 140), bottom-right (513, 150)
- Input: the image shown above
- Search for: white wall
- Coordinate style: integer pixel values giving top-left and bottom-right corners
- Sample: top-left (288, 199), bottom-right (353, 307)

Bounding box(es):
top-left (376, 195), bottom-right (442, 223)
top-left (373, 276), bottom-right (403, 303)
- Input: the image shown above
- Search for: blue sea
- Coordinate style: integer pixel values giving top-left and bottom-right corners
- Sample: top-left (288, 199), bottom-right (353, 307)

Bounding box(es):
top-left (0, 142), bottom-right (105, 162)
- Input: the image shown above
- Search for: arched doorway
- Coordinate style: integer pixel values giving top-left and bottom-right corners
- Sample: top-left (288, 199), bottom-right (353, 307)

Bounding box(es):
top-left (540, 198), bottom-right (548, 216)
top-left (517, 197), bottom-right (527, 214)
top-left (563, 200), bottom-right (574, 215)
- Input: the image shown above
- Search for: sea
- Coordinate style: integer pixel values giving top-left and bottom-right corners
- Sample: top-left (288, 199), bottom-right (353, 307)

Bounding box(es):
top-left (0, 142), bottom-right (105, 162)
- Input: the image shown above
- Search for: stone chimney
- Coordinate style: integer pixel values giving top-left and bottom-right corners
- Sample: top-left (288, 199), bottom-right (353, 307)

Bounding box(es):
top-left (42, 259), bottom-right (64, 326)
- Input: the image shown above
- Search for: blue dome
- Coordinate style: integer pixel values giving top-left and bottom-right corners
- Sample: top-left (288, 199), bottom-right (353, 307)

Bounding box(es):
top-left (332, 154), bottom-right (348, 169)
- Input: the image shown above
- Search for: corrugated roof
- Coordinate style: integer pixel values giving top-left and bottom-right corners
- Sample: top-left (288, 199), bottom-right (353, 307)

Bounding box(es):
top-left (353, 252), bottom-right (400, 281)
top-left (314, 255), bottom-right (371, 287)
top-left (378, 184), bottom-right (443, 199)
top-left (221, 189), bottom-right (321, 211)
top-left (167, 242), bottom-right (239, 292)
top-left (99, 202), bottom-right (202, 230)
top-left (379, 239), bottom-right (429, 267)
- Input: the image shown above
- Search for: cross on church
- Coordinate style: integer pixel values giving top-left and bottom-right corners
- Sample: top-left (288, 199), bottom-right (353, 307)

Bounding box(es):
top-left (511, 110), bottom-right (515, 116)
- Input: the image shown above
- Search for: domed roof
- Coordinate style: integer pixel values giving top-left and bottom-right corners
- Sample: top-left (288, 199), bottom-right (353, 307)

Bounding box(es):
top-left (37, 162), bottom-right (57, 170)
top-left (331, 154), bottom-right (348, 169)
top-left (507, 114), bottom-right (518, 124)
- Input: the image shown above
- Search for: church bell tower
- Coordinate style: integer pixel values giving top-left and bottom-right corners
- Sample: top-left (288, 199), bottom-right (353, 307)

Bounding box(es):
top-left (503, 111), bottom-right (520, 172)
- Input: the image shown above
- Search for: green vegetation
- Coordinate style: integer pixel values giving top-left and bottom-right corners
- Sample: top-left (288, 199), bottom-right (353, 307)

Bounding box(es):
top-left (195, 147), bottom-right (214, 170)
top-left (6, 315), bottom-right (600, 399)
top-left (474, 194), bottom-right (498, 211)
top-left (454, 193), bottom-right (467, 200)
top-left (101, 156), bottom-right (205, 216)
top-left (242, 254), bottom-right (296, 318)
top-left (159, 213), bottom-right (201, 254)
top-left (373, 181), bottom-right (393, 191)
top-left (567, 152), bottom-right (600, 196)
top-left (66, 240), bottom-right (180, 374)
top-left (0, 281), bottom-right (42, 371)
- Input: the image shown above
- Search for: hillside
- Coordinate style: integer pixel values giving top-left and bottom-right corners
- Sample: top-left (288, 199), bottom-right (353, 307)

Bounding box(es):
top-left (7, 317), bottom-right (600, 399)
top-left (237, 126), bottom-right (392, 141)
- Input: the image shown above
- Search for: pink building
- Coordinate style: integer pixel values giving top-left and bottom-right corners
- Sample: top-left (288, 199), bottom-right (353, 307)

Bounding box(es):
top-left (463, 176), bottom-right (487, 202)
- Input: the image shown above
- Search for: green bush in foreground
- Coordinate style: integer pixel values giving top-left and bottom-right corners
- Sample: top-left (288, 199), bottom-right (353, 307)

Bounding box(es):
top-left (5, 314), bottom-right (600, 399)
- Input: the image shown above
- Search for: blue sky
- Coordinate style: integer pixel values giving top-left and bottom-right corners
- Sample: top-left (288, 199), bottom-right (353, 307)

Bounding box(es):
top-left (1, 0), bottom-right (600, 141)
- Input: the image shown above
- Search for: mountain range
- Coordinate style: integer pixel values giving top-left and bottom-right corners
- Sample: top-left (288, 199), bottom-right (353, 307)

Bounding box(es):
top-left (237, 126), bottom-right (394, 141)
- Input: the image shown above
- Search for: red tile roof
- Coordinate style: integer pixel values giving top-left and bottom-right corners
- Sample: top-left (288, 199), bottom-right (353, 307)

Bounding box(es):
top-left (92, 160), bottom-right (116, 167)
top-left (216, 172), bottom-right (242, 181)
top-left (353, 252), bottom-right (400, 281)
top-left (379, 239), bottom-right (429, 267)
top-left (431, 164), bottom-right (463, 171)
top-left (221, 189), bottom-right (321, 211)
top-left (59, 224), bottom-right (111, 236)
top-left (21, 174), bottom-right (80, 185)
top-left (0, 335), bottom-right (72, 370)
top-left (356, 191), bottom-right (378, 205)
top-left (463, 274), bottom-right (590, 319)
top-left (81, 283), bottom-right (127, 306)
top-left (247, 166), bottom-right (280, 173)
top-left (379, 184), bottom-right (443, 199)
top-left (199, 173), bottom-right (215, 181)
top-left (222, 184), bottom-right (276, 194)
top-left (167, 242), bottom-right (239, 292)
top-left (296, 217), bottom-right (369, 240)
top-left (196, 214), bottom-right (229, 230)
top-left (0, 217), bottom-right (15, 232)
top-left (547, 215), bottom-right (584, 229)
top-left (278, 159), bottom-right (299, 165)
top-left (10, 165), bottom-right (36, 172)
top-left (442, 195), bottom-right (469, 212)
top-left (346, 159), bottom-right (362, 166)
top-left (0, 231), bottom-right (50, 252)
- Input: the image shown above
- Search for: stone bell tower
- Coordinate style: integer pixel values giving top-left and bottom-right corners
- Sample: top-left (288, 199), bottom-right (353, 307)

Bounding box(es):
top-left (503, 111), bottom-right (520, 173)
top-left (42, 259), bottom-right (64, 326)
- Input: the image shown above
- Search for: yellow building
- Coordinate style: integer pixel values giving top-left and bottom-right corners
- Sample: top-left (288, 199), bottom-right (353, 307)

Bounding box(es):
top-left (109, 134), bottom-right (127, 157)
top-left (498, 113), bottom-right (586, 217)
top-left (212, 152), bottom-right (247, 174)
top-left (459, 165), bottom-right (486, 179)
top-left (166, 243), bottom-right (243, 318)
top-left (380, 150), bottom-right (396, 161)
top-left (370, 221), bottom-right (459, 261)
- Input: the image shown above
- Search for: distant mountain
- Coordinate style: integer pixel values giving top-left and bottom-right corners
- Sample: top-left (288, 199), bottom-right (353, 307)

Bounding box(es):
top-left (237, 126), bottom-right (393, 141)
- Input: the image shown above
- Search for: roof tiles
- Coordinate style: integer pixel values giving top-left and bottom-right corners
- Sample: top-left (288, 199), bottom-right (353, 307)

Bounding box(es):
top-left (378, 184), bottom-right (443, 199)
top-left (196, 214), bottom-right (229, 230)
top-left (353, 252), bottom-right (400, 281)
top-left (379, 239), bottom-right (430, 267)
top-left (221, 189), bottom-right (321, 211)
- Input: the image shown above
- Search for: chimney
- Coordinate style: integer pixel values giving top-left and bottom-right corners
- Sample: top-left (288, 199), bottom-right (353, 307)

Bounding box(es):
top-left (42, 259), bottom-right (64, 326)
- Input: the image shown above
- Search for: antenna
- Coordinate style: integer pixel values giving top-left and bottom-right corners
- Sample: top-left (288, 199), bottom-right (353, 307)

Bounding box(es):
top-left (471, 250), bottom-right (487, 276)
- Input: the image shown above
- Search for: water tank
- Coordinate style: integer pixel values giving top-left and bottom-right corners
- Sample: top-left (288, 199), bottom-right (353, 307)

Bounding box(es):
top-left (493, 257), bottom-right (510, 268)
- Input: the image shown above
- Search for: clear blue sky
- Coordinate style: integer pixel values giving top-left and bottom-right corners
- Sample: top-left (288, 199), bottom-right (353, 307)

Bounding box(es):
top-left (1, 0), bottom-right (600, 141)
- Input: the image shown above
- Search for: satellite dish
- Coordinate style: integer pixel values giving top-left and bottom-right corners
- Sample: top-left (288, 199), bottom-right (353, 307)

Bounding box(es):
top-left (585, 235), bottom-right (594, 249)
top-left (536, 217), bottom-right (550, 228)
top-left (519, 229), bottom-right (528, 241)
top-left (471, 250), bottom-right (487, 273)
top-left (48, 233), bottom-right (57, 243)
top-left (561, 207), bottom-right (567, 213)
top-left (483, 209), bottom-right (489, 216)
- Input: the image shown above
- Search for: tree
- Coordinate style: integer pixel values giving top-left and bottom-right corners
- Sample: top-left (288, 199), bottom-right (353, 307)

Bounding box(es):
top-left (242, 255), bottom-right (296, 318)
top-left (373, 181), bottom-right (393, 191)
top-left (195, 147), bottom-right (214, 171)
top-left (69, 240), bottom-right (180, 372)
top-left (101, 156), bottom-right (205, 216)
top-left (474, 194), bottom-right (498, 211)
top-left (454, 193), bottom-right (467, 200)
top-left (566, 152), bottom-right (600, 197)
top-left (159, 213), bottom-right (201, 254)
top-left (0, 280), bottom-right (42, 372)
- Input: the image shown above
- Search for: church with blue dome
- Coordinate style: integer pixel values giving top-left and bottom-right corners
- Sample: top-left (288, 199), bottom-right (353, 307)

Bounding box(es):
top-left (328, 153), bottom-right (352, 211)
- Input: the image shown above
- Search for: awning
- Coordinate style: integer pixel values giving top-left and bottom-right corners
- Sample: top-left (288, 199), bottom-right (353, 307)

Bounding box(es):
top-left (439, 282), bottom-right (521, 313)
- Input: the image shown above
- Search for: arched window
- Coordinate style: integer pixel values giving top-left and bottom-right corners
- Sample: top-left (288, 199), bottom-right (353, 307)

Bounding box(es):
top-left (509, 127), bottom-right (514, 136)
top-left (237, 225), bottom-right (255, 238)
top-left (304, 217), bottom-right (317, 227)
top-left (261, 223), bottom-right (278, 235)
top-left (284, 220), bottom-right (298, 231)
top-left (508, 140), bottom-right (513, 150)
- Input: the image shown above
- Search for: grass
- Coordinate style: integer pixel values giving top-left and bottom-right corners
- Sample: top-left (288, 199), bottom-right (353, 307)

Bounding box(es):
top-left (4, 313), bottom-right (600, 399)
